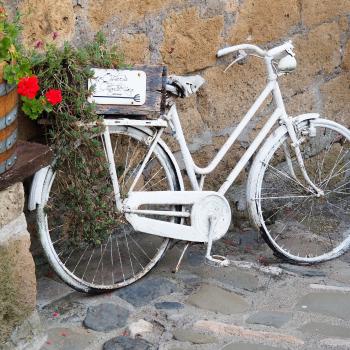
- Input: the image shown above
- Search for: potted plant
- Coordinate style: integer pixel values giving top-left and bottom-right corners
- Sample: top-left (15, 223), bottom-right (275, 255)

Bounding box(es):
top-left (0, 6), bottom-right (62, 174)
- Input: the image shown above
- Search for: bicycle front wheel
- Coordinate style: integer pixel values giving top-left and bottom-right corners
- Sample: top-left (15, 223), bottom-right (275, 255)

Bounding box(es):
top-left (249, 118), bottom-right (350, 263)
top-left (37, 126), bottom-right (182, 293)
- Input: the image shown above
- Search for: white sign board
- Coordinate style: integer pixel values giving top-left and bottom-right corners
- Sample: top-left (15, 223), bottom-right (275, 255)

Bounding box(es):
top-left (88, 68), bottom-right (146, 105)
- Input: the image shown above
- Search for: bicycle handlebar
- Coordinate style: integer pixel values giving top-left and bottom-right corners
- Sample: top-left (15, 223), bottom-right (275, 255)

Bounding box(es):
top-left (217, 41), bottom-right (294, 59)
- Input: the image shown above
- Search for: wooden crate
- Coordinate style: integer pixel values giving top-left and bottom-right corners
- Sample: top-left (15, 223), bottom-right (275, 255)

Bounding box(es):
top-left (95, 65), bottom-right (167, 118)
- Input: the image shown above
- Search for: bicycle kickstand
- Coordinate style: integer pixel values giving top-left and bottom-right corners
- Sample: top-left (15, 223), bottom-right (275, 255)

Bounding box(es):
top-left (205, 215), bottom-right (230, 267)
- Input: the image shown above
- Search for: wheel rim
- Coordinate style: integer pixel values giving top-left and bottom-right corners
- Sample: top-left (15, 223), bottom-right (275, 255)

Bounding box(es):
top-left (39, 127), bottom-right (178, 290)
top-left (256, 121), bottom-right (350, 262)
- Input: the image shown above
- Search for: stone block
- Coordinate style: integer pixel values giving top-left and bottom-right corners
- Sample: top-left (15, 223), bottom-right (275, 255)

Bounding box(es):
top-left (280, 22), bottom-right (342, 96)
top-left (37, 277), bottom-right (74, 309)
top-left (299, 322), bottom-right (350, 339)
top-left (19, 0), bottom-right (75, 48)
top-left (0, 227), bottom-right (36, 343)
top-left (116, 277), bottom-right (178, 307)
top-left (228, 0), bottom-right (300, 44)
top-left (173, 94), bottom-right (207, 145)
top-left (284, 90), bottom-right (317, 117)
top-left (0, 183), bottom-right (24, 228)
top-left (296, 292), bottom-right (350, 320)
top-left (194, 320), bottom-right (304, 346)
top-left (198, 59), bottom-right (267, 132)
top-left (3, 311), bottom-right (47, 350)
top-left (118, 33), bottom-right (151, 65)
top-left (40, 327), bottom-right (95, 350)
top-left (83, 303), bottom-right (129, 332)
top-left (161, 7), bottom-right (224, 73)
top-left (88, 0), bottom-right (179, 29)
top-left (320, 73), bottom-right (350, 125)
top-left (342, 41), bottom-right (350, 71)
top-left (186, 284), bottom-right (249, 314)
top-left (191, 139), bottom-right (244, 190)
top-left (246, 311), bottom-right (292, 328)
top-left (302, 0), bottom-right (350, 27)
top-left (173, 328), bottom-right (217, 344)
top-left (127, 319), bottom-right (153, 338)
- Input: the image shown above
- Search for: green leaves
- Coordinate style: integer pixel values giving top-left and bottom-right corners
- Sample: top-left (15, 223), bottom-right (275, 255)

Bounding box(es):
top-left (21, 96), bottom-right (52, 120)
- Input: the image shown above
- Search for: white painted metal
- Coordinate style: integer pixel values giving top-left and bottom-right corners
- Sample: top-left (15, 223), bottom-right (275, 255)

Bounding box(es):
top-left (193, 81), bottom-right (275, 175)
top-left (219, 107), bottom-right (282, 194)
top-left (28, 166), bottom-right (50, 211)
top-left (124, 208), bottom-right (191, 218)
top-left (33, 37), bottom-right (350, 285)
top-left (125, 191), bottom-right (231, 242)
top-left (104, 40), bottom-right (331, 252)
top-left (102, 126), bottom-right (123, 211)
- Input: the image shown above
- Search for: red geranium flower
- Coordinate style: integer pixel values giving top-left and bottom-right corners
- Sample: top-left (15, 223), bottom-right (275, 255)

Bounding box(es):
top-left (45, 89), bottom-right (62, 105)
top-left (17, 76), bottom-right (40, 99)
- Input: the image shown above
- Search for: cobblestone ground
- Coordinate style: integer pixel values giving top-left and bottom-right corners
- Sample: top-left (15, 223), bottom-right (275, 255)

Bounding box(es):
top-left (36, 227), bottom-right (350, 350)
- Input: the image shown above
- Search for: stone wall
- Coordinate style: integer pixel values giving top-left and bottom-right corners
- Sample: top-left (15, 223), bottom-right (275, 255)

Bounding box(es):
top-left (0, 183), bottom-right (44, 347)
top-left (3, 0), bottom-right (350, 192)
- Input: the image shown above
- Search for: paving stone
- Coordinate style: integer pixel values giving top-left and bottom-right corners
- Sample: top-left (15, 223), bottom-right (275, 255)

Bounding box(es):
top-left (246, 311), bottom-right (291, 328)
top-left (299, 322), bottom-right (350, 339)
top-left (194, 320), bottom-right (304, 346)
top-left (37, 277), bottom-right (74, 309)
top-left (173, 328), bottom-right (217, 344)
top-left (329, 267), bottom-right (350, 284)
top-left (40, 327), bottom-right (94, 350)
top-left (320, 337), bottom-right (350, 348)
top-left (103, 336), bottom-right (152, 350)
top-left (296, 292), bottom-right (350, 320)
top-left (279, 264), bottom-right (326, 277)
top-left (83, 303), bottom-right (129, 332)
top-left (187, 284), bottom-right (249, 314)
top-left (127, 319), bottom-right (153, 338)
top-left (222, 343), bottom-right (285, 350)
top-left (185, 250), bottom-right (205, 267)
top-left (174, 270), bottom-right (201, 285)
top-left (154, 301), bottom-right (184, 310)
top-left (198, 267), bottom-right (259, 291)
top-left (116, 277), bottom-right (178, 307)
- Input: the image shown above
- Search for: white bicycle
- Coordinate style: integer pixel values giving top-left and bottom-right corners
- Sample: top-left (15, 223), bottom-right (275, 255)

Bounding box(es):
top-left (30, 41), bottom-right (350, 293)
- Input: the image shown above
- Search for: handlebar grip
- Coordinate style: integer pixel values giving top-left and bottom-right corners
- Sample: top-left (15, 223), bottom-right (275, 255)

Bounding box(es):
top-left (217, 47), bottom-right (234, 57)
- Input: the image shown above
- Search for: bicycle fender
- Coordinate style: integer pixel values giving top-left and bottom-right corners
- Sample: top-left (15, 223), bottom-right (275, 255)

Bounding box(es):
top-left (28, 166), bottom-right (50, 211)
top-left (292, 113), bottom-right (319, 125)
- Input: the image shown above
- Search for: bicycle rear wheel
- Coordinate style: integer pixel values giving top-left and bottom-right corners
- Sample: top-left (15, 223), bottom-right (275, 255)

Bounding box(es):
top-left (249, 119), bottom-right (350, 263)
top-left (37, 126), bottom-right (182, 293)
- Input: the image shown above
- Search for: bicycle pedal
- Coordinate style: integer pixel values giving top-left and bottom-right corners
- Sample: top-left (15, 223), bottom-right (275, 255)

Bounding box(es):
top-left (205, 254), bottom-right (230, 267)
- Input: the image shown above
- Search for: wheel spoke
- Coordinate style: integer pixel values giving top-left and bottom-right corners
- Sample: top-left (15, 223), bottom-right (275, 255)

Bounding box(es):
top-left (255, 122), bottom-right (350, 263)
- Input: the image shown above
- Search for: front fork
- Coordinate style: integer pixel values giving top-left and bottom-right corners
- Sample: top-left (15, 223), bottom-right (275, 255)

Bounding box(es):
top-left (283, 117), bottom-right (324, 196)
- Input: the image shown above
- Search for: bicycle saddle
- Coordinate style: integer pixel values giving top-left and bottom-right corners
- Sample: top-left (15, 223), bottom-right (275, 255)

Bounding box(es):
top-left (167, 74), bottom-right (205, 97)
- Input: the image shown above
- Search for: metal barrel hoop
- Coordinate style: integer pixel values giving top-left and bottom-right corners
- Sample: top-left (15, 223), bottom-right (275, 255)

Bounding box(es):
top-left (0, 80), bottom-right (18, 175)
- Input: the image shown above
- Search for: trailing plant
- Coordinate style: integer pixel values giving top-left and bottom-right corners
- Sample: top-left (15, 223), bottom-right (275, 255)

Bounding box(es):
top-left (1, 5), bottom-right (128, 245)
top-left (32, 33), bottom-right (126, 246)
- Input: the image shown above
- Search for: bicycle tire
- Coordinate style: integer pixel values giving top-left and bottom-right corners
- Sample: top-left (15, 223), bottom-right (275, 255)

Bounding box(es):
top-left (37, 126), bottom-right (182, 293)
top-left (248, 118), bottom-right (350, 263)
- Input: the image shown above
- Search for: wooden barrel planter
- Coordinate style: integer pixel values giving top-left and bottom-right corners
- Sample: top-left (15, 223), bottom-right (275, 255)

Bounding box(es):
top-left (0, 62), bottom-right (18, 175)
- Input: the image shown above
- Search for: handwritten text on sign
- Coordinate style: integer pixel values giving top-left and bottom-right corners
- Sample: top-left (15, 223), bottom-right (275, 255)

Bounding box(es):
top-left (88, 68), bottom-right (146, 105)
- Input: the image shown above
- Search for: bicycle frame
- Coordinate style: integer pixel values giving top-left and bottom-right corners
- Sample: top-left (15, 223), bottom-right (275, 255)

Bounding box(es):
top-left (103, 55), bottom-right (323, 215)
